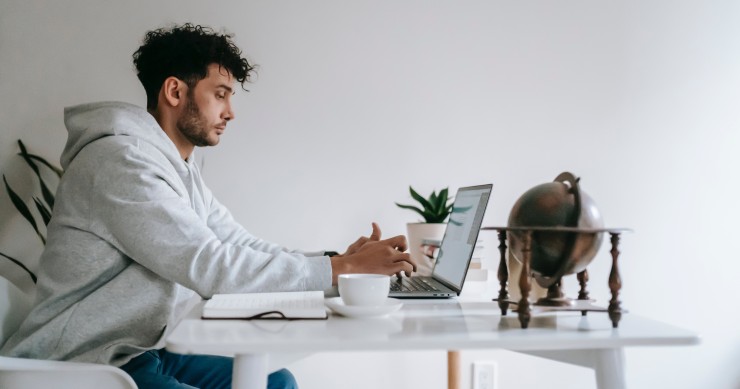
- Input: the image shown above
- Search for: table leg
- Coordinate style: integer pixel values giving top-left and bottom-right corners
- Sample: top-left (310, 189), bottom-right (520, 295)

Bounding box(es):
top-left (233, 354), bottom-right (268, 389)
top-left (496, 230), bottom-right (510, 316)
top-left (517, 230), bottom-right (532, 329)
top-left (577, 269), bottom-right (590, 316)
top-left (448, 350), bottom-right (460, 389)
top-left (593, 348), bottom-right (626, 389)
top-left (608, 232), bottom-right (623, 328)
top-left (518, 348), bottom-right (626, 389)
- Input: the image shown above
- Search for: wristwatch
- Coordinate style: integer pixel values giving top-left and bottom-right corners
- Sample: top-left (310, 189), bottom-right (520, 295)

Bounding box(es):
top-left (324, 251), bottom-right (340, 257)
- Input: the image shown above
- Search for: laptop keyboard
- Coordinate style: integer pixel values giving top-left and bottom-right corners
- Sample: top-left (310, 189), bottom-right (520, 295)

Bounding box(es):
top-left (390, 277), bottom-right (443, 292)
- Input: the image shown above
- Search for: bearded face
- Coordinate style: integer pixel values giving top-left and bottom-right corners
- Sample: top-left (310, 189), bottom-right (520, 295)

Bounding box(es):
top-left (176, 91), bottom-right (216, 147)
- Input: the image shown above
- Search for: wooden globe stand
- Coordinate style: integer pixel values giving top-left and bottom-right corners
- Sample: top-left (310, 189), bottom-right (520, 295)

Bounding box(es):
top-left (482, 226), bottom-right (631, 329)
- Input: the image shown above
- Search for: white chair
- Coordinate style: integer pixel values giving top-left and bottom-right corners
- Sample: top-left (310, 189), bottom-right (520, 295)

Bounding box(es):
top-left (0, 274), bottom-right (137, 389)
top-left (0, 355), bottom-right (137, 389)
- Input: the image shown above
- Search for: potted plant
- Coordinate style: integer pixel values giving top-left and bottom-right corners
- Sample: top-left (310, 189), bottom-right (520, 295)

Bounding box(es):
top-left (0, 140), bottom-right (61, 294)
top-left (395, 186), bottom-right (453, 276)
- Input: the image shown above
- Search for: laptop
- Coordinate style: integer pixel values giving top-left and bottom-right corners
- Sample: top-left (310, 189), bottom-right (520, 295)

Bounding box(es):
top-left (390, 184), bottom-right (492, 298)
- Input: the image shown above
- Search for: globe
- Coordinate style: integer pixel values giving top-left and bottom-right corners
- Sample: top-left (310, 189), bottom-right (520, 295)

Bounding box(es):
top-left (507, 172), bottom-right (604, 288)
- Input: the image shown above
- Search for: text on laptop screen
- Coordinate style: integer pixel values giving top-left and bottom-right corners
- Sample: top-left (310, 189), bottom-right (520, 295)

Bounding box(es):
top-left (432, 186), bottom-right (491, 289)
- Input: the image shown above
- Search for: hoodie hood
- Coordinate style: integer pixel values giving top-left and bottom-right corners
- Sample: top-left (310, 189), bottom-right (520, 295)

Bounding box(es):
top-left (62, 101), bottom-right (185, 171)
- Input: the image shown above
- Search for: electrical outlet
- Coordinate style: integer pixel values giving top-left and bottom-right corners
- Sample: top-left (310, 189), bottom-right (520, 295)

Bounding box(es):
top-left (472, 361), bottom-right (497, 389)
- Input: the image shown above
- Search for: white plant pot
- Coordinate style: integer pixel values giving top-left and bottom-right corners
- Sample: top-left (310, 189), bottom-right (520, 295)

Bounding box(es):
top-left (405, 223), bottom-right (447, 276)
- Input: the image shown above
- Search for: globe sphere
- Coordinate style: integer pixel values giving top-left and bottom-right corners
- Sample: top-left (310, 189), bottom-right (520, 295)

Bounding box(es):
top-left (507, 172), bottom-right (604, 288)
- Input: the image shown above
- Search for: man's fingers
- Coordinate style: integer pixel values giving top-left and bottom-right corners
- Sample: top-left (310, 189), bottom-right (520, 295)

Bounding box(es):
top-left (393, 261), bottom-right (415, 277)
top-left (381, 235), bottom-right (408, 252)
top-left (369, 222), bottom-right (382, 241)
top-left (389, 252), bottom-right (417, 273)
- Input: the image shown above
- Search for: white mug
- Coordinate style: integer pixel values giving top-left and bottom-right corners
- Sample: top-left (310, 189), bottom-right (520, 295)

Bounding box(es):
top-left (338, 274), bottom-right (390, 306)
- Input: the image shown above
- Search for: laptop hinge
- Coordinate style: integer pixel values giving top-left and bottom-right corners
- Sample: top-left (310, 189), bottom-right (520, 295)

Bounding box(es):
top-left (433, 276), bottom-right (463, 295)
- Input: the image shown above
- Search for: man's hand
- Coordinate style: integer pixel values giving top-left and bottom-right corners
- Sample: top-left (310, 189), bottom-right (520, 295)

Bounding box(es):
top-left (340, 222), bottom-right (382, 257)
top-left (330, 231), bottom-right (416, 285)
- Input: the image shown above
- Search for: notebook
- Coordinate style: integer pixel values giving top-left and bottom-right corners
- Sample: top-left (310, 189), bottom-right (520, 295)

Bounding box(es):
top-left (202, 291), bottom-right (328, 320)
top-left (390, 184), bottom-right (492, 298)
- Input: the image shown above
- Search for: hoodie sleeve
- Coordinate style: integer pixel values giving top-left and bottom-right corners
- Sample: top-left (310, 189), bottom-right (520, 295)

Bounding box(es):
top-left (86, 142), bottom-right (332, 298)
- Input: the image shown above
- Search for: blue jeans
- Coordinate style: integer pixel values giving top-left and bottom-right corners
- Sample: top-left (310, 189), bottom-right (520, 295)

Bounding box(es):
top-left (120, 349), bottom-right (298, 389)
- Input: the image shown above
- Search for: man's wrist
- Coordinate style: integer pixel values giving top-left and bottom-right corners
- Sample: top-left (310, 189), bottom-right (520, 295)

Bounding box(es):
top-left (329, 256), bottom-right (352, 285)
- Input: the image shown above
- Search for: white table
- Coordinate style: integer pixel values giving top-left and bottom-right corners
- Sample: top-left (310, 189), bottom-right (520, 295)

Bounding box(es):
top-left (165, 299), bottom-right (699, 389)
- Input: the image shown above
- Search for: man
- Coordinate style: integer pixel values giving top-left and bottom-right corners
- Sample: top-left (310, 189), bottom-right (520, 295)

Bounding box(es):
top-left (1, 24), bottom-right (415, 389)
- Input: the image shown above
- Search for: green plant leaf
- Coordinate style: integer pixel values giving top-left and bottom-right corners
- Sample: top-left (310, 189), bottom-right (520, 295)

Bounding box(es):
top-left (429, 190), bottom-right (439, 214)
top-left (409, 186), bottom-right (434, 212)
top-left (424, 211), bottom-right (446, 223)
top-left (33, 197), bottom-right (52, 226)
top-left (26, 154), bottom-right (63, 178)
top-left (420, 210), bottom-right (435, 223)
top-left (436, 188), bottom-right (449, 217)
top-left (445, 204), bottom-right (453, 218)
top-left (17, 140), bottom-right (39, 176)
top-left (18, 140), bottom-right (55, 210)
top-left (0, 250), bottom-right (37, 284)
top-left (395, 203), bottom-right (426, 219)
top-left (3, 175), bottom-right (46, 245)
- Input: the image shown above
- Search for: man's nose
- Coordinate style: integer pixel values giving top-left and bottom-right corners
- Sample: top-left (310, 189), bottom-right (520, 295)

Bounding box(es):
top-left (224, 103), bottom-right (234, 121)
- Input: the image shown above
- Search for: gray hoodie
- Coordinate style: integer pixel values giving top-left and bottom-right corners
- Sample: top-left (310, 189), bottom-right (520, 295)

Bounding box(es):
top-left (1, 101), bottom-right (331, 366)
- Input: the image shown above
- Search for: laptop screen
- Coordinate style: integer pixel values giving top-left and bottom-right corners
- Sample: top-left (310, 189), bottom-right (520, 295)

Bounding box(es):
top-left (431, 184), bottom-right (492, 291)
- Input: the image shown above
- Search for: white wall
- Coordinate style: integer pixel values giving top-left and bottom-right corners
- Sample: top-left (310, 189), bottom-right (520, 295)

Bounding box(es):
top-left (1, 1), bottom-right (738, 388)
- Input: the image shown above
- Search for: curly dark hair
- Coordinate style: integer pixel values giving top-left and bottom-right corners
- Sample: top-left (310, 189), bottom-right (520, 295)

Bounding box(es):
top-left (133, 23), bottom-right (255, 109)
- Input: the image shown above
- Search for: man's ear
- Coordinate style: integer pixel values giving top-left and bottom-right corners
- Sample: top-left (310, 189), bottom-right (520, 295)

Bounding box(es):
top-left (161, 77), bottom-right (187, 108)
